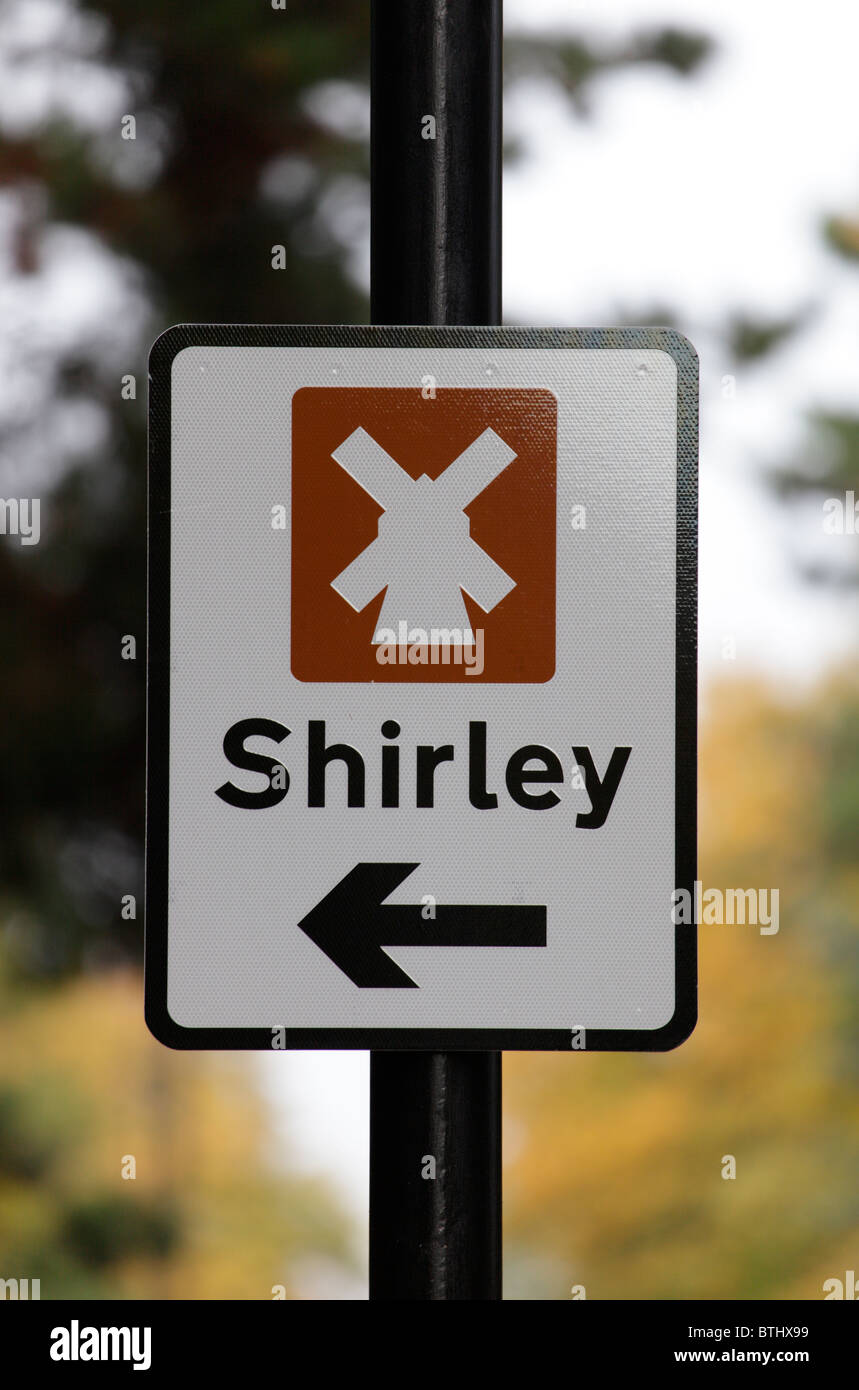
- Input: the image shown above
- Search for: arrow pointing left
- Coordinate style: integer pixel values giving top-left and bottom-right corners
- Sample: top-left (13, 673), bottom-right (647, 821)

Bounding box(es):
top-left (297, 862), bottom-right (547, 987)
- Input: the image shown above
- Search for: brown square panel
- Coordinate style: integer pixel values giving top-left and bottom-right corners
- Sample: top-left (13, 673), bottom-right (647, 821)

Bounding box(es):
top-left (291, 387), bottom-right (557, 682)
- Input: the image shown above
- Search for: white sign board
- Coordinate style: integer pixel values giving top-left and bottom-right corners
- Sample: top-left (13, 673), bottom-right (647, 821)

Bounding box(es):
top-left (146, 326), bottom-right (697, 1050)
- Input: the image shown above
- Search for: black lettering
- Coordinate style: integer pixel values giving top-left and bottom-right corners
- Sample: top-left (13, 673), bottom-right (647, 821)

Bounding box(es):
top-left (215, 718), bottom-right (290, 809)
top-left (572, 745), bottom-right (631, 828)
top-left (308, 720), bottom-right (365, 807)
top-left (416, 745), bottom-right (455, 808)
top-left (381, 721), bottom-right (401, 808)
top-left (505, 745), bottom-right (563, 810)
top-left (468, 721), bottom-right (497, 809)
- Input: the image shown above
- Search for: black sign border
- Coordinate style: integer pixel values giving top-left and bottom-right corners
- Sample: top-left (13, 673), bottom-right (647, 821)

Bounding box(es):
top-left (147, 325), bottom-right (697, 1051)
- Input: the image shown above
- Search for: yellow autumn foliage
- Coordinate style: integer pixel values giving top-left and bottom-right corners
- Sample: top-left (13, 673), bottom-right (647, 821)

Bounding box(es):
top-left (503, 673), bottom-right (859, 1300)
top-left (0, 970), bottom-right (354, 1299)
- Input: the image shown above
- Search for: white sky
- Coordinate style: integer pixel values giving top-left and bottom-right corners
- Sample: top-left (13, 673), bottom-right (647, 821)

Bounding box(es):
top-left (504, 0), bottom-right (859, 681)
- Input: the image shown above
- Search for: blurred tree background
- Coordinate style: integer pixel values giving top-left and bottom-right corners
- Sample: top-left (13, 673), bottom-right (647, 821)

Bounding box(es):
top-left (0, 0), bottom-right (855, 1297)
top-left (505, 675), bottom-right (859, 1298)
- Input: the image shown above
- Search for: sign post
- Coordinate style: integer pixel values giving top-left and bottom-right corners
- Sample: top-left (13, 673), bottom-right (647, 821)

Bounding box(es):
top-left (369, 0), bottom-right (505, 1302)
top-left (145, 0), bottom-right (698, 1306)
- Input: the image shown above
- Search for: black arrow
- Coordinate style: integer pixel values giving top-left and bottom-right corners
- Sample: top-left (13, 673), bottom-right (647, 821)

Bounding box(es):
top-left (298, 862), bottom-right (547, 987)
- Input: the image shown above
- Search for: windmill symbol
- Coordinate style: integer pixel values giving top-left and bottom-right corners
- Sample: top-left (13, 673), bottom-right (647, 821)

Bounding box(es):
top-left (330, 426), bottom-right (518, 641)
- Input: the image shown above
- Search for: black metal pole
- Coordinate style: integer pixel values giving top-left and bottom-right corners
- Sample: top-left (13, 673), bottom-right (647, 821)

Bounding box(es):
top-left (369, 0), bottom-right (503, 1301)
top-left (371, 0), bottom-right (501, 325)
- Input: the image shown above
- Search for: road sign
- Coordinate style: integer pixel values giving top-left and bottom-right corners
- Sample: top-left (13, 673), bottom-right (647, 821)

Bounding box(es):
top-left (146, 324), bottom-right (697, 1050)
